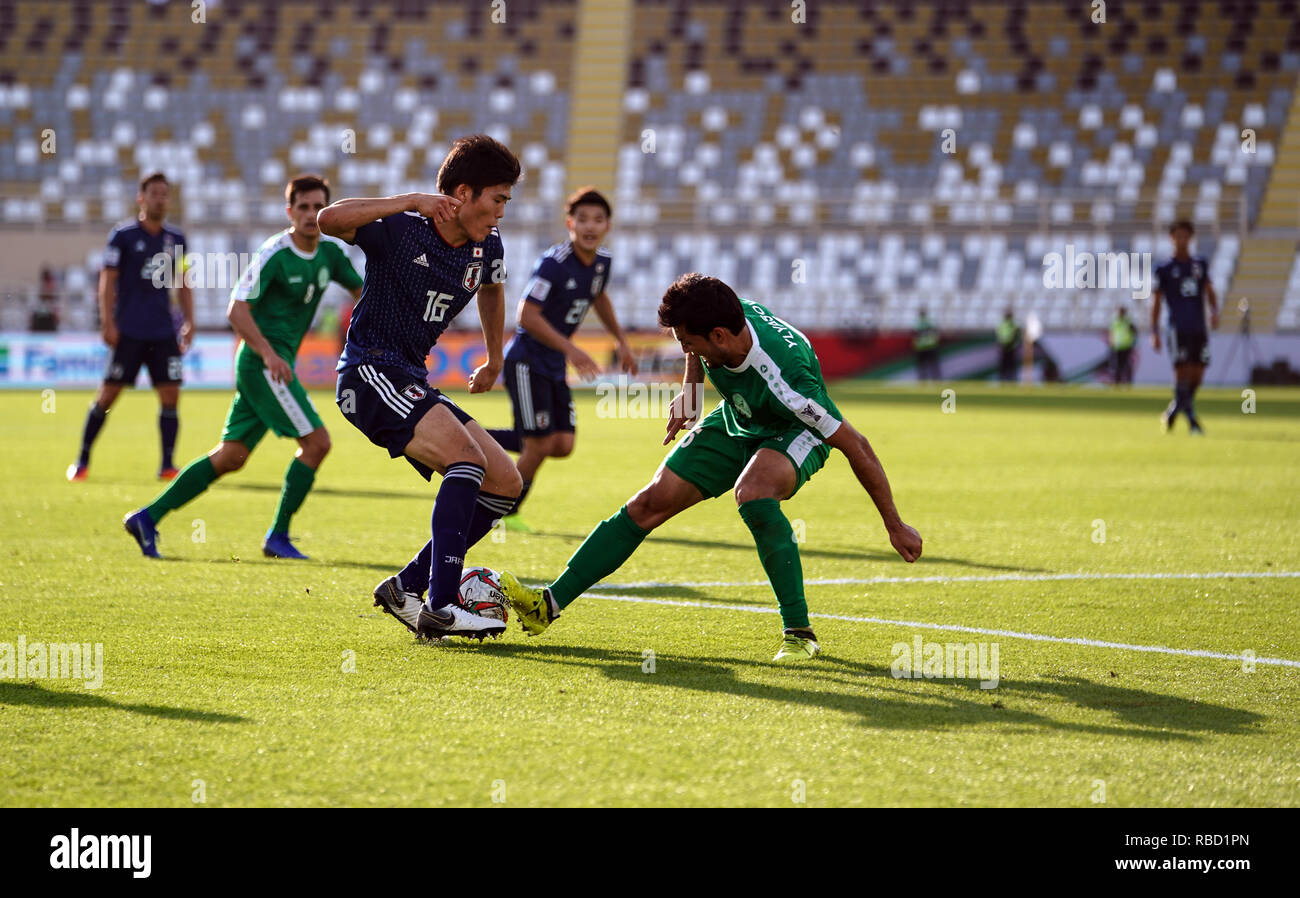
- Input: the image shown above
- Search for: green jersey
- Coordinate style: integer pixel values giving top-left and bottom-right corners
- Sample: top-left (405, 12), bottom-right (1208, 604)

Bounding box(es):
top-left (701, 299), bottom-right (843, 442)
top-left (231, 230), bottom-right (362, 366)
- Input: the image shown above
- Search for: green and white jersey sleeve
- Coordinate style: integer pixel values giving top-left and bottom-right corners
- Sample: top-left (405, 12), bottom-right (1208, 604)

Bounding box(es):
top-left (703, 299), bottom-right (843, 442)
top-left (231, 231), bottom-right (362, 364)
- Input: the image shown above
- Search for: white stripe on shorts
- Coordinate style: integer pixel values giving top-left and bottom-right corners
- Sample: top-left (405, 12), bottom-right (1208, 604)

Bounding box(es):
top-left (787, 429), bottom-right (821, 466)
top-left (517, 362), bottom-right (534, 428)
top-left (360, 365), bottom-right (412, 417)
top-left (366, 365), bottom-right (415, 415)
top-left (261, 370), bottom-right (315, 437)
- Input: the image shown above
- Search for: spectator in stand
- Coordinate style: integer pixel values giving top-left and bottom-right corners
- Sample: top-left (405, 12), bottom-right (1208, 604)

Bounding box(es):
top-left (995, 308), bottom-right (1021, 382)
top-left (1109, 306), bottom-right (1137, 386)
top-left (31, 267), bottom-right (59, 332)
top-left (914, 308), bottom-right (941, 381)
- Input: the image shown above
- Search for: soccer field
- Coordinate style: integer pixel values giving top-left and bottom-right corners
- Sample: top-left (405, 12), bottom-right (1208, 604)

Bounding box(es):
top-left (1, 383), bottom-right (1297, 807)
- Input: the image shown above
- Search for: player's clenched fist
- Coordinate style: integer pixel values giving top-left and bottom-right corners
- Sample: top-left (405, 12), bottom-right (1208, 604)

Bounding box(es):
top-left (888, 522), bottom-right (923, 563)
top-left (468, 360), bottom-right (500, 393)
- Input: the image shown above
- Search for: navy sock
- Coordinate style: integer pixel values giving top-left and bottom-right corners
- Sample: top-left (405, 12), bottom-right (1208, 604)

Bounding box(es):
top-left (427, 461), bottom-right (485, 608)
top-left (512, 479), bottom-right (532, 515)
top-left (78, 402), bottom-right (108, 466)
top-left (1185, 382), bottom-right (1200, 422)
top-left (397, 491), bottom-right (518, 594)
top-left (466, 491), bottom-right (518, 547)
top-left (1174, 382), bottom-right (1192, 421)
top-left (486, 428), bottom-right (522, 453)
top-left (159, 406), bottom-right (179, 469)
top-left (398, 541), bottom-right (432, 594)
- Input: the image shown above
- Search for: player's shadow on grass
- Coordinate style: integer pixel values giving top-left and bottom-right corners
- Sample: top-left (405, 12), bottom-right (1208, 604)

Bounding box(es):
top-left (223, 482), bottom-right (428, 503)
top-left (529, 531), bottom-right (1040, 573)
top-left (196, 556), bottom-right (400, 574)
top-left (468, 643), bottom-right (1259, 740)
top-left (948, 673), bottom-right (1263, 737)
top-left (0, 682), bottom-right (247, 724)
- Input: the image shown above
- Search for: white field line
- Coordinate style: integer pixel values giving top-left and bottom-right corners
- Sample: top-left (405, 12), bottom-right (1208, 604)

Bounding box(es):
top-left (591, 570), bottom-right (1300, 590)
top-left (579, 592), bottom-right (1300, 669)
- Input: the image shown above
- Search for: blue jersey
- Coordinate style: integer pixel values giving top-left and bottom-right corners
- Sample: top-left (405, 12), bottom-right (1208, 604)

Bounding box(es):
top-left (1154, 255), bottom-right (1211, 335)
top-left (103, 219), bottom-right (186, 340)
top-left (505, 241), bottom-right (611, 378)
top-left (338, 212), bottom-right (507, 380)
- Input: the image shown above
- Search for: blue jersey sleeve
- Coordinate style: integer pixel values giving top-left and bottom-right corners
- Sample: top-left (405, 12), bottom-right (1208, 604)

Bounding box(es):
top-left (598, 255), bottom-right (611, 296)
top-left (103, 228), bottom-right (126, 269)
top-left (520, 256), bottom-right (563, 305)
top-left (352, 215), bottom-right (396, 260)
top-left (1153, 262), bottom-right (1170, 297)
top-left (486, 231), bottom-right (507, 286)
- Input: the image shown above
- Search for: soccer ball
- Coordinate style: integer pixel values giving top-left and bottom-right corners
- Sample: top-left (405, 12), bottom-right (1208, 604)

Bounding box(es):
top-left (458, 567), bottom-right (509, 622)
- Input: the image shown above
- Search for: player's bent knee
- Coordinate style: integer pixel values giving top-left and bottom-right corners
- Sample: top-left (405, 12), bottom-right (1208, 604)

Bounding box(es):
top-left (628, 484), bottom-right (681, 530)
top-left (211, 445), bottom-right (247, 475)
top-left (734, 482), bottom-right (776, 505)
top-left (445, 442), bottom-right (488, 471)
top-left (499, 466), bottom-right (524, 497)
top-left (626, 490), bottom-right (659, 528)
top-left (306, 430), bottom-right (331, 458)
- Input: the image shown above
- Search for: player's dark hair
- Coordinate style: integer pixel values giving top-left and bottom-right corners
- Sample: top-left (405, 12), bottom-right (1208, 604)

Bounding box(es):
top-left (657, 273), bottom-right (745, 337)
top-left (436, 134), bottom-right (521, 198)
top-left (1169, 219), bottom-right (1194, 236)
top-left (138, 171), bottom-right (168, 193)
top-left (566, 186), bottom-right (611, 218)
top-left (286, 174), bottom-right (331, 206)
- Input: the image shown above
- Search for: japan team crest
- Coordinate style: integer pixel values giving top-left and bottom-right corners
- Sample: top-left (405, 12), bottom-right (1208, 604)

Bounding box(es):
top-left (462, 260), bottom-right (483, 291)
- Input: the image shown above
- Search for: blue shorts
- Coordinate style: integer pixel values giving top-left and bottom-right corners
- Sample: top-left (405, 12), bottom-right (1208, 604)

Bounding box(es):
top-left (504, 358), bottom-right (574, 437)
top-left (335, 363), bottom-right (474, 481)
top-left (105, 335), bottom-right (182, 386)
top-left (1170, 330), bottom-right (1210, 366)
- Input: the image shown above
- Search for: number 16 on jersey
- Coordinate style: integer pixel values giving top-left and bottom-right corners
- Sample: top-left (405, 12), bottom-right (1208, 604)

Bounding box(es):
top-left (424, 291), bottom-right (453, 322)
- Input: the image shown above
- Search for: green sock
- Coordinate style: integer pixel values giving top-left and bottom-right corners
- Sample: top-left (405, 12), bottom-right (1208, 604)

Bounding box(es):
top-left (738, 498), bottom-right (810, 629)
top-left (550, 505), bottom-right (649, 608)
top-left (145, 456), bottom-right (218, 524)
top-left (270, 458), bottom-right (316, 535)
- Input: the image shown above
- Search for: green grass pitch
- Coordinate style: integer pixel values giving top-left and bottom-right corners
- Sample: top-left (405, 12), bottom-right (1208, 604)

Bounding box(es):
top-left (1, 382), bottom-right (1297, 807)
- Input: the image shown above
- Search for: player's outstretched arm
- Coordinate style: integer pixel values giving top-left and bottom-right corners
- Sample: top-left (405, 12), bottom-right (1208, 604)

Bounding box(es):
top-left (1150, 290), bottom-right (1163, 351)
top-left (469, 282), bottom-right (505, 393)
top-left (227, 298), bottom-right (290, 383)
top-left (593, 291), bottom-right (638, 375)
top-left (317, 193), bottom-right (460, 244)
top-left (664, 353), bottom-right (704, 445)
top-left (825, 419), bottom-right (922, 562)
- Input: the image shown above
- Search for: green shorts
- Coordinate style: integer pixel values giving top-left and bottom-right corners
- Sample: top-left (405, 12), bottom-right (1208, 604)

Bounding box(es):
top-left (663, 405), bottom-right (831, 499)
top-left (221, 362), bottom-right (324, 450)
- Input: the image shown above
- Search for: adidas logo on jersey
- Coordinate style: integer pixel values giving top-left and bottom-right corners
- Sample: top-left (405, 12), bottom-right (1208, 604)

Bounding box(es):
top-left (413, 253), bottom-right (429, 267)
top-left (566, 278), bottom-right (578, 289)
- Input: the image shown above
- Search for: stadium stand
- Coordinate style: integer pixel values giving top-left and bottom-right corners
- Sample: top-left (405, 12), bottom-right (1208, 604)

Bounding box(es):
top-left (0, 0), bottom-right (1297, 335)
